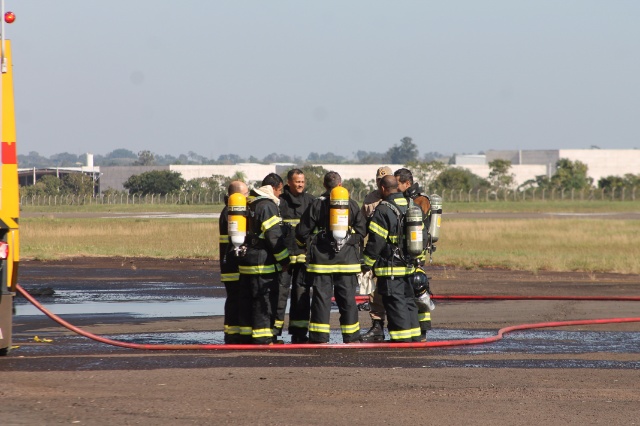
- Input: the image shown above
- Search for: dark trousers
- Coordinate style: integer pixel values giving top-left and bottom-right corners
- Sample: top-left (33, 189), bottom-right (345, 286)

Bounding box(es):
top-left (223, 281), bottom-right (241, 344)
top-left (377, 276), bottom-right (421, 342)
top-left (238, 273), bottom-right (278, 344)
top-left (307, 273), bottom-right (360, 343)
top-left (273, 271), bottom-right (291, 337)
top-left (288, 264), bottom-right (310, 337)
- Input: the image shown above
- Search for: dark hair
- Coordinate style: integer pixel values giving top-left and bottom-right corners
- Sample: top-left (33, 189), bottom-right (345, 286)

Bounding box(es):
top-left (394, 168), bottom-right (413, 185)
top-left (323, 171), bottom-right (342, 190)
top-left (262, 173), bottom-right (284, 188)
top-left (287, 168), bottom-right (304, 180)
top-left (380, 175), bottom-right (398, 191)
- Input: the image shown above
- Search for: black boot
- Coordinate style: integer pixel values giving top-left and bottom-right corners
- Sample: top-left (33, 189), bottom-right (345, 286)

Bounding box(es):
top-left (361, 319), bottom-right (384, 342)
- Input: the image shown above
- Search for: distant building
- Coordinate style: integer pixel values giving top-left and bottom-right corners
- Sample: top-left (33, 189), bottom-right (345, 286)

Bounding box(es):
top-left (91, 149), bottom-right (639, 193)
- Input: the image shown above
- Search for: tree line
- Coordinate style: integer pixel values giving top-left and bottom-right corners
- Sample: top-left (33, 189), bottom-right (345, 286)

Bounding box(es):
top-left (21, 158), bottom-right (638, 202)
top-left (18, 137), bottom-right (447, 168)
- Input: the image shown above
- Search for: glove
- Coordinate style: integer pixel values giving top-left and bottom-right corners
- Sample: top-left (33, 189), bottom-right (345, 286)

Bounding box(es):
top-left (357, 269), bottom-right (375, 295)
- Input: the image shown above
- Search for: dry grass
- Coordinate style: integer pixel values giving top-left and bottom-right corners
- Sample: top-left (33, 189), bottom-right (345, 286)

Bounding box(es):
top-left (437, 218), bottom-right (640, 274)
top-left (20, 217), bottom-right (640, 274)
top-left (21, 218), bottom-right (219, 260)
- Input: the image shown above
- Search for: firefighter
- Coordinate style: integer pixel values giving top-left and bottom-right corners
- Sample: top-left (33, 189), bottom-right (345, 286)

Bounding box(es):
top-left (395, 168), bottom-right (433, 340)
top-left (360, 166), bottom-right (393, 342)
top-left (295, 171), bottom-right (366, 344)
top-left (362, 175), bottom-right (421, 343)
top-left (219, 180), bottom-right (249, 344)
top-left (237, 173), bottom-right (290, 344)
top-left (278, 168), bottom-right (316, 343)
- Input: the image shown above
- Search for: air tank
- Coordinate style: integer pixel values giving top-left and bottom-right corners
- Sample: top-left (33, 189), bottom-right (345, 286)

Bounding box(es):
top-left (227, 193), bottom-right (247, 248)
top-left (329, 186), bottom-right (350, 240)
top-left (429, 194), bottom-right (442, 242)
top-left (405, 205), bottom-right (423, 256)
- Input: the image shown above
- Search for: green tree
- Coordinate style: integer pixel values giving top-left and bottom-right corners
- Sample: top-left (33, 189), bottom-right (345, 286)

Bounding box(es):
top-left (431, 167), bottom-right (490, 192)
top-left (134, 150), bottom-right (156, 166)
top-left (550, 159), bottom-right (593, 190)
top-left (17, 151), bottom-right (53, 168)
top-left (62, 173), bottom-right (94, 196)
top-left (39, 175), bottom-right (64, 195)
top-left (354, 150), bottom-right (388, 164)
top-left (123, 170), bottom-right (186, 195)
top-left (405, 160), bottom-right (447, 192)
top-left (106, 149), bottom-right (138, 159)
top-left (50, 152), bottom-right (80, 167)
top-left (342, 178), bottom-right (373, 201)
top-left (386, 137), bottom-right (419, 164)
top-left (488, 159), bottom-right (515, 190)
top-left (306, 152), bottom-right (348, 164)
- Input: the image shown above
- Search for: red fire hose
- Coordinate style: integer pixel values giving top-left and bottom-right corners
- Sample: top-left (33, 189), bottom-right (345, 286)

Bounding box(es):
top-left (16, 284), bottom-right (640, 351)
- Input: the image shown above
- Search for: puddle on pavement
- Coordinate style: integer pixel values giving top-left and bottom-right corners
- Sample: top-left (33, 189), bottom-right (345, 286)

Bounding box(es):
top-left (15, 283), bottom-right (640, 368)
top-left (15, 284), bottom-right (225, 318)
top-left (16, 297), bottom-right (224, 318)
top-left (105, 328), bottom-right (640, 353)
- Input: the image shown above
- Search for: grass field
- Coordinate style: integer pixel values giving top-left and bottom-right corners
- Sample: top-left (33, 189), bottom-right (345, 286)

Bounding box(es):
top-left (19, 203), bottom-right (640, 274)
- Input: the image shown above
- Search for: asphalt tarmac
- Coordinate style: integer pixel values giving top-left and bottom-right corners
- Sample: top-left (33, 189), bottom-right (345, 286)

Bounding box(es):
top-left (2, 258), bottom-right (640, 425)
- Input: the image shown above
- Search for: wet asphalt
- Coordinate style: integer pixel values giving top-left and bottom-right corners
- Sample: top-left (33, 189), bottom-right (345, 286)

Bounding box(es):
top-left (6, 260), bottom-right (640, 371)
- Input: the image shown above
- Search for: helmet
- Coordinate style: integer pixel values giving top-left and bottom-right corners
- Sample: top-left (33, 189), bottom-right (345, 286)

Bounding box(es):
top-left (410, 268), bottom-right (429, 297)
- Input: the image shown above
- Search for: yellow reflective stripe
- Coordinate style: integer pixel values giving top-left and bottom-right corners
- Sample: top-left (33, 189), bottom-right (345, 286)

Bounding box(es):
top-left (273, 320), bottom-right (284, 329)
top-left (220, 235), bottom-right (229, 243)
top-left (340, 322), bottom-right (360, 334)
top-left (410, 327), bottom-right (421, 337)
top-left (307, 264), bottom-right (362, 274)
top-left (395, 198), bottom-right (408, 206)
top-left (296, 254), bottom-right (307, 263)
top-left (239, 326), bottom-right (252, 336)
top-left (389, 235), bottom-right (399, 244)
top-left (369, 221), bottom-right (388, 239)
top-left (252, 328), bottom-right (273, 338)
top-left (289, 255), bottom-right (298, 263)
top-left (373, 266), bottom-right (415, 276)
top-left (262, 215), bottom-right (281, 232)
top-left (309, 323), bottom-right (331, 333)
top-left (290, 320), bottom-right (309, 328)
top-left (274, 248), bottom-right (289, 261)
top-left (419, 312), bottom-right (431, 321)
top-left (283, 218), bottom-right (300, 225)
top-left (221, 272), bottom-right (240, 282)
top-left (389, 329), bottom-right (413, 340)
top-left (239, 264), bottom-right (278, 274)
top-left (224, 325), bottom-right (240, 335)
top-left (363, 254), bottom-right (376, 267)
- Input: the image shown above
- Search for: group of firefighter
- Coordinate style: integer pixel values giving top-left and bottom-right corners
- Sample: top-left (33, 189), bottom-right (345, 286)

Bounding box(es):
top-left (218, 166), bottom-right (442, 345)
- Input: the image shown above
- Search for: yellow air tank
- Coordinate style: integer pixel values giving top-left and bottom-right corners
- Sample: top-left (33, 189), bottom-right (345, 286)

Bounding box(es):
top-left (329, 186), bottom-right (349, 240)
top-left (227, 193), bottom-right (247, 248)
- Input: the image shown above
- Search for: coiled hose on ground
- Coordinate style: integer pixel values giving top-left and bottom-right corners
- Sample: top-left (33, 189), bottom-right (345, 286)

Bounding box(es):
top-left (16, 284), bottom-right (640, 351)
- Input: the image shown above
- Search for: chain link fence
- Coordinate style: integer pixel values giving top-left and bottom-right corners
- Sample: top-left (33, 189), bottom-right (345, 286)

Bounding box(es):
top-left (19, 186), bottom-right (637, 206)
top-left (442, 187), bottom-right (638, 202)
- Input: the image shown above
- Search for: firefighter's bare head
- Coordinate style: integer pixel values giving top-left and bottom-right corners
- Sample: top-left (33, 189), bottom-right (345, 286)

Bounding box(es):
top-left (228, 180), bottom-right (249, 197)
top-left (262, 173), bottom-right (284, 197)
top-left (380, 175), bottom-right (399, 198)
top-left (323, 171), bottom-right (342, 191)
top-left (287, 168), bottom-right (306, 196)
top-left (394, 168), bottom-right (413, 193)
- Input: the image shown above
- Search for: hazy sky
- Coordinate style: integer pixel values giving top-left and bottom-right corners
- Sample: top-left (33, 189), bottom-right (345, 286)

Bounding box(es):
top-left (9, 1), bottom-right (640, 159)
